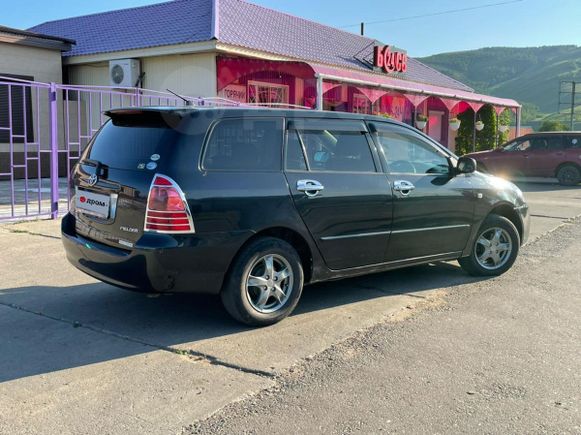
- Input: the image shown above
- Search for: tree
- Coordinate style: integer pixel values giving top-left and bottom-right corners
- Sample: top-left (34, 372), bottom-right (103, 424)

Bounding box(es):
top-left (454, 104), bottom-right (499, 155)
top-left (538, 119), bottom-right (569, 131)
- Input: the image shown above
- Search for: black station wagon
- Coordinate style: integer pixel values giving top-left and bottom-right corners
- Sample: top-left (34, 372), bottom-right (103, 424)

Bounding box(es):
top-left (62, 107), bottom-right (530, 325)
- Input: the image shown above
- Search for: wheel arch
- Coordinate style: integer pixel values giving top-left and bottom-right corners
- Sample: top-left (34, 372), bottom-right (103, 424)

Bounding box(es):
top-left (226, 227), bottom-right (314, 287)
top-left (489, 203), bottom-right (523, 242)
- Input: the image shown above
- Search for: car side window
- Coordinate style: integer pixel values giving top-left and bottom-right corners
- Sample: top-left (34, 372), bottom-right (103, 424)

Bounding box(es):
top-left (564, 136), bottom-right (580, 149)
top-left (203, 118), bottom-right (283, 171)
top-left (285, 130), bottom-right (307, 171)
top-left (545, 136), bottom-right (564, 150)
top-left (296, 129), bottom-right (376, 173)
top-left (504, 139), bottom-right (530, 152)
top-left (375, 127), bottom-right (450, 175)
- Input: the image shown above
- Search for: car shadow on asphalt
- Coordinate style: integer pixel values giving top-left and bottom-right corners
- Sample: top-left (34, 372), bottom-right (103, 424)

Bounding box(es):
top-left (0, 261), bottom-right (487, 383)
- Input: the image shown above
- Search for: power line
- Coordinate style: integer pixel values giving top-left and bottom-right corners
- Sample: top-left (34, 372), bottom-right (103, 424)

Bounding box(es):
top-left (340, 0), bottom-right (525, 29)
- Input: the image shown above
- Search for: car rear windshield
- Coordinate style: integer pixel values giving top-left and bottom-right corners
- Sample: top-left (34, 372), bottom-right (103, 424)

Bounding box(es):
top-left (87, 114), bottom-right (183, 170)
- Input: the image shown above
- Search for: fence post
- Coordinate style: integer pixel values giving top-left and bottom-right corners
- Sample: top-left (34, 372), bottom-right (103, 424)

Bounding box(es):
top-left (49, 83), bottom-right (59, 219)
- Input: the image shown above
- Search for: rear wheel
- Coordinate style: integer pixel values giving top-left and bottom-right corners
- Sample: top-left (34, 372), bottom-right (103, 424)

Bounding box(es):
top-left (459, 214), bottom-right (520, 276)
top-left (556, 164), bottom-right (580, 186)
top-left (221, 237), bottom-right (304, 326)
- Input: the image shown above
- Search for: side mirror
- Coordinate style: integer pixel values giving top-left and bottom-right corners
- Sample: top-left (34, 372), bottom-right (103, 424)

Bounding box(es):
top-left (457, 156), bottom-right (477, 174)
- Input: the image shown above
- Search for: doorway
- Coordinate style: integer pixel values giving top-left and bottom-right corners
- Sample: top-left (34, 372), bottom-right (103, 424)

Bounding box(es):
top-left (428, 110), bottom-right (445, 144)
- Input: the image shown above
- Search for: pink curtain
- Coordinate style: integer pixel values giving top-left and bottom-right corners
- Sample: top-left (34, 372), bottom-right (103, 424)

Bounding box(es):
top-left (465, 101), bottom-right (485, 113)
top-left (403, 93), bottom-right (429, 108)
top-left (355, 87), bottom-right (388, 104)
top-left (323, 82), bottom-right (341, 94)
top-left (440, 98), bottom-right (461, 113)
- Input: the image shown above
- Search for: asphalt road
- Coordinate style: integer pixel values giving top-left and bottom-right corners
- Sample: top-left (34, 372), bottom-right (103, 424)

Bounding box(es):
top-left (188, 217), bottom-right (581, 434)
top-left (0, 181), bottom-right (580, 434)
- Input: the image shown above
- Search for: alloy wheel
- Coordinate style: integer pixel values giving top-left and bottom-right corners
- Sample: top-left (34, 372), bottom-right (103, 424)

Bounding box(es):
top-left (245, 254), bottom-right (294, 314)
top-left (475, 227), bottom-right (513, 270)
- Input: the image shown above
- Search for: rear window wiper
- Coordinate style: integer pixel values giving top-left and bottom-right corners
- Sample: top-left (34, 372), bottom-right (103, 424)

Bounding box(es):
top-left (82, 159), bottom-right (108, 178)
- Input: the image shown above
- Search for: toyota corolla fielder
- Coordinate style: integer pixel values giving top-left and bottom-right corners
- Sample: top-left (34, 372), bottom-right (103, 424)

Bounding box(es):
top-left (62, 107), bottom-right (530, 326)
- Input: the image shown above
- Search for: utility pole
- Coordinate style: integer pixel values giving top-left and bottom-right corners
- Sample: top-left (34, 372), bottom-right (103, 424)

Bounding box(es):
top-left (570, 82), bottom-right (576, 131)
top-left (360, 22), bottom-right (365, 36)
top-left (558, 81), bottom-right (579, 130)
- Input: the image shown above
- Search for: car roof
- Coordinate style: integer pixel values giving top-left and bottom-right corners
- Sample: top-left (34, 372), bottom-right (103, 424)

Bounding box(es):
top-left (520, 131), bottom-right (581, 137)
top-left (105, 106), bottom-right (407, 126)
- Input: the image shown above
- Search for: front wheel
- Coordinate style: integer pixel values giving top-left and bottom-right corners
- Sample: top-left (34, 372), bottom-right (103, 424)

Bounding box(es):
top-left (221, 237), bottom-right (304, 326)
top-left (459, 214), bottom-right (520, 276)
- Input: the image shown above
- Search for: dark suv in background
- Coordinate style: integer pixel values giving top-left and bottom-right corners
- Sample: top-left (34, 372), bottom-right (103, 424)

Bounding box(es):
top-left (62, 108), bottom-right (529, 326)
top-left (466, 132), bottom-right (581, 185)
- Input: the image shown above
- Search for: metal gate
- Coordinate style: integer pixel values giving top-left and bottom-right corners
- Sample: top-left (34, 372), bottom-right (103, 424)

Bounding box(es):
top-left (0, 77), bottom-right (215, 221)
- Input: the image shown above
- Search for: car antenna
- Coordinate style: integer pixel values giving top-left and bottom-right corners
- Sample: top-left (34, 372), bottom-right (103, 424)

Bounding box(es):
top-left (166, 89), bottom-right (193, 106)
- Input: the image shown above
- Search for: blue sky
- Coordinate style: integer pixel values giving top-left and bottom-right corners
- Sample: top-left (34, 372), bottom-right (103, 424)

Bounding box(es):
top-left (4, 0), bottom-right (581, 57)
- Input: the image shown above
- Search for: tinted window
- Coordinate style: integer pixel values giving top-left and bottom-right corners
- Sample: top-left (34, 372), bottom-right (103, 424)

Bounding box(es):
top-left (528, 136), bottom-right (563, 151)
top-left (88, 118), bottom-right (181, 170)
top-left (297, 130), bottom-right (376, 173)
top-left (545, 136), bottom-right (564, 150)
top-left (565, 136), bottom-right (581, 148)
top-left (376, 127), bottom-right (449, 174)
top-left (203, 118), bottom-right (283, 171)
top-left (285, 130), bottom-right (307, 171)
top-left (504, 139), bottom-right (531, 152)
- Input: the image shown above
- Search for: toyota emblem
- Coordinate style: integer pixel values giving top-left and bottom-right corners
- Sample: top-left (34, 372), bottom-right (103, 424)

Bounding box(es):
top-left (87, 173), bottom-right (98, 186)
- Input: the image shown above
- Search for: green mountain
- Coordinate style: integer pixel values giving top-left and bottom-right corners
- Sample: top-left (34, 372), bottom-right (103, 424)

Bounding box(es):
top-left (419, 45), bottom-right (581, 118)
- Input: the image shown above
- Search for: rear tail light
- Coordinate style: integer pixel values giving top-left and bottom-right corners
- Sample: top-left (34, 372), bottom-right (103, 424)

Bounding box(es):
top-left (145, 174), bottom-right (195, 234)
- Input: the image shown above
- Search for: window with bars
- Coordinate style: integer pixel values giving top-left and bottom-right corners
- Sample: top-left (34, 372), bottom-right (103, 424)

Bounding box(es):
top-left (247, 81), bottom-right (289, 107)
top-left (0, 74), bottom-right (34, 143)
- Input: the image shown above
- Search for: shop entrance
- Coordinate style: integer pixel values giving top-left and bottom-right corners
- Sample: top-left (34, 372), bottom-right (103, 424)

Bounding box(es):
top-left (428, 110), bottom-right (445, 143)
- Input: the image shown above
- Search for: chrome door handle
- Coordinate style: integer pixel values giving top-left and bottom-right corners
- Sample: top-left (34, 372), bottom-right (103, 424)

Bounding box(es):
top-left (393, 180), bottom-right (416, 196)
top-left (297, 179), bottom-right (325, 197)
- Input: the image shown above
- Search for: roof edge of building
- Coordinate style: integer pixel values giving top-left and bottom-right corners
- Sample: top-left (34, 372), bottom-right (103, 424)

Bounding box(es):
top-left (0, 25), bottom-right (75, 51)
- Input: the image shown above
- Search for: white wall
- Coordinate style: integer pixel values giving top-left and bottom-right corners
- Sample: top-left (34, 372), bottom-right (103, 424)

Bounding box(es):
top-left (67, 52), bottom-right (217, 98)
top-left (142, 52), bottom-right (216, 98)
top-left (0, 42), bottom-right (62, 84)
top-left (0, 43), bottom-right (63, 154)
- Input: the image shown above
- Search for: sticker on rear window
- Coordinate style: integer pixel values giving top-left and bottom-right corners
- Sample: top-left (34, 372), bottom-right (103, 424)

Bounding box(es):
top-left (150, 154), bottom-right (161, 161)
top-left (137, 163), bottom-right (146, 169)
top-left (146, 162), bottom-right (157, 170)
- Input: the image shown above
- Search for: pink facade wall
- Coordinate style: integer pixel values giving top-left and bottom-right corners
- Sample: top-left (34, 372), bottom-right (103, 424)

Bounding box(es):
top-left (216, 56), bottom-right (513, 149)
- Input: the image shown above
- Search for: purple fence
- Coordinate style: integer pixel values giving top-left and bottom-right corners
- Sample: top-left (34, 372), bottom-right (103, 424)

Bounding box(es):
top-left (0, 77), bottom-right (203, 221)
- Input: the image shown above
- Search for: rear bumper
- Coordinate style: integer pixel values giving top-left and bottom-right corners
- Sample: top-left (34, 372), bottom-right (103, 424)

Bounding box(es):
top-left (61, 213), bottom-right (250, 294)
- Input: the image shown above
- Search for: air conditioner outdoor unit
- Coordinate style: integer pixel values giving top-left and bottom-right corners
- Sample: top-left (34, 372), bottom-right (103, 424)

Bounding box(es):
top-left (109, 59), bottom-right (141, 87)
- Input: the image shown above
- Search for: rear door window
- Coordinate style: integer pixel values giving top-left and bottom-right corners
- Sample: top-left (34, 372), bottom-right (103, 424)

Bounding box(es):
top-left (285, 130), bottom-right (308, 171)
top-left (286, 119), bottom-right (376, 173)
top-left (203, 118), bottom-right (283, 171)
top-left (545, 136), bottom-right (564, 150)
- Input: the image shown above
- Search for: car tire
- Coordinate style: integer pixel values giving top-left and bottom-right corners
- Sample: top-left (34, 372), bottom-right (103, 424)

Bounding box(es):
top-left (459, 214), bottom-right (520, 277)
top-left (221, 237), bottom-right (304, 326)
top-left (556, 164), bottom-right (581, 186)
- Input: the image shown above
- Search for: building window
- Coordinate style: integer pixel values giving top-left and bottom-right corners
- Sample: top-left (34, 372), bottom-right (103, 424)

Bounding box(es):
top-left (352, 93), bottom-right (371, 114)
top-left (248, 81), bottom-right (289, 107)
top-left (0, 74), bottom-right (34, 143)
